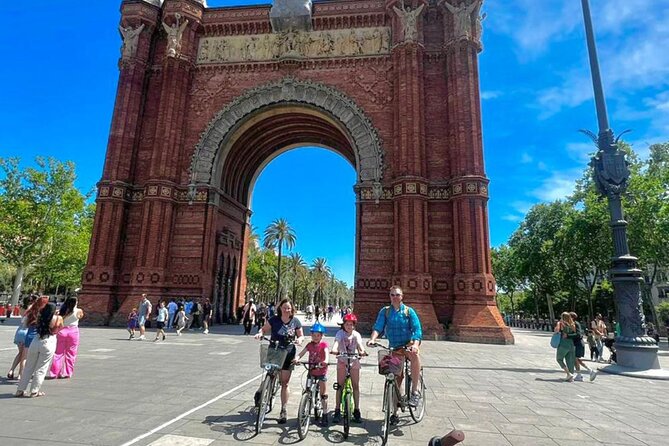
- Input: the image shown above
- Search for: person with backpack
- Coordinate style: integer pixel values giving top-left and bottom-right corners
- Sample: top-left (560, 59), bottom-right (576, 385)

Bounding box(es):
top-left (367, 285), bottom-right (423, 422)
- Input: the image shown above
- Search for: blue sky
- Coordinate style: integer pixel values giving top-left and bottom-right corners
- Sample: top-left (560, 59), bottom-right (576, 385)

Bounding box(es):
top-left (1, 0), bottom-right (667, 287)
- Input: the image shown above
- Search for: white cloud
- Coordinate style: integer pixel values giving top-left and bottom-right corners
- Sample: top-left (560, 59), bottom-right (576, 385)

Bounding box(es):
top-left (492, 0), bottom-right (669, 119)
top-left (481, 90), bottom-right (503, 100)
top-left (501, 214), bottom-right (523, 222)
top-left (531, 169), bottom-right (582, 201)
top-left (566, 141), bottom-right (597, 163)
top-left (511, 201), bottom-right (533, 214)
top-left (520, 152), bottom-right (533, 163)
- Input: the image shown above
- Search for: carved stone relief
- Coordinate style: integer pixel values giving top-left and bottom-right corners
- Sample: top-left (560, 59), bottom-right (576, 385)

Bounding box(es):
top-left (196, 27), bottom-right (391, 64)
top-left (191, 77), bottom-right (385, 186)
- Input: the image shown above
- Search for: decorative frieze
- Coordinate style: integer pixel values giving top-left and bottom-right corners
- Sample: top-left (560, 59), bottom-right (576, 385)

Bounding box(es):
top-left (356, 179), bottom-right (489, 201)
top-left (196, 27), bottom-right (391, 64)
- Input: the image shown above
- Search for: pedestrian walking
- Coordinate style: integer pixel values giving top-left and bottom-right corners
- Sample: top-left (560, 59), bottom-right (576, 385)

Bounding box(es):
top-left (137, 294), bottom-right (152, 341)
top-left (189, 299), bottom-right (202, 330)
top-left (48, 296), bottom-right (84, 379)
top-left (242, 299), bottom-right (256, 335)
top-left (555, 312), bottom-right (578, 382)
top-left (202, 297), bottom-right (212, 334)
top-left (127, 308), bottom-right (138, 339)
top-left (175, 305), bottom-right (188, 336)
top-left (154, 301), bottom-right (168, 342)
top-left (167, 299), bottom-right (177, 329)
top-left (15, 303), bottom-right (63, 398)
top-left (591, 313), bottom-right (607, 362)
top-left (6, 295), bottom-right (40, 381)
top-left (586, 329), bottom-right (598, 361)
top-left (569, 312), bottom-right (597, 382)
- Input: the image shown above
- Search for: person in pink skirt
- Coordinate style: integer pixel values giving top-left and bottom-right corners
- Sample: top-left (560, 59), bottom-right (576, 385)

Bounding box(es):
top-left (48, 296), bottom-right (84, 379)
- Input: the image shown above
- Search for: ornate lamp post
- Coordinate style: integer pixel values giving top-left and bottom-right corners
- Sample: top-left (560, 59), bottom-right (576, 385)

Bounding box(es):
top-left (580, 0), bottom-right (667, 378)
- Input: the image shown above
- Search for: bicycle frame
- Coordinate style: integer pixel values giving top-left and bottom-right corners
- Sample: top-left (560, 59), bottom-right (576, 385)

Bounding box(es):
top-left (297, 362), bottom-right (325, 440)
top-left (333, 351), bottom-right (363, 439)
top-left (255, 338), bottom-right (288, 434)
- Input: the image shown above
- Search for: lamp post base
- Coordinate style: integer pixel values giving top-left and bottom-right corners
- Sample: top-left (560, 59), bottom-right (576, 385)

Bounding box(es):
top-left (599, 339), bottom-right (669, 380)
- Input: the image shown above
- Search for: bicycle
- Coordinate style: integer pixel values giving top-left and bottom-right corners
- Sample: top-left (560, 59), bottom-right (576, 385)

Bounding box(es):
top-left (368, 342), bottom-right (426, 446)
top-left (254, 337), bottom-right (289, 434)
top-left (295, 361), bottom-right (326, 440)
top-left (331, 350), bottom-right (367, 439)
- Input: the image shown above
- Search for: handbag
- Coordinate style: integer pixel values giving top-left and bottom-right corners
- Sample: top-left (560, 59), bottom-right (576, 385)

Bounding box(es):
top-left (550, 332), bottom-right (561, 348)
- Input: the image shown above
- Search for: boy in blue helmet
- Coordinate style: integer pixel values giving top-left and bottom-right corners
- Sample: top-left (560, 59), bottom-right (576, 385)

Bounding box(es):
top-left (294, 321), bottom-right (330, 426)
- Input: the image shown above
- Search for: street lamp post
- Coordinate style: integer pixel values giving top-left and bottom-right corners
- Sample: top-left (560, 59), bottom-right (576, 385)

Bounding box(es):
top-left (580, 0), bottom-right (667, 378)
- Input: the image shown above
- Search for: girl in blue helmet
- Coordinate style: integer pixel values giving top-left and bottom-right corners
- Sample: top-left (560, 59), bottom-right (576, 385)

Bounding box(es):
top-left (294, 321), bottom-right (330, 426)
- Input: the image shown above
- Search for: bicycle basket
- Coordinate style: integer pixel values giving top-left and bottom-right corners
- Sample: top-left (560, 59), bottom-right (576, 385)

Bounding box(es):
top-left (377, 350), bottom-right (403, 375)
top-left (259, 343), bottom-right (288, 369)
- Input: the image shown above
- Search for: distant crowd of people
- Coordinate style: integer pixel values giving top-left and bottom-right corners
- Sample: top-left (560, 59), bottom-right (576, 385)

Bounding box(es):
top-left (127, 294), bottom-right (213, 341)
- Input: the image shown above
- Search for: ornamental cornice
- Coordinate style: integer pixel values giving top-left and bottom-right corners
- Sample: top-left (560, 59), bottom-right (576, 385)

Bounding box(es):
top-left (193, 54), bottom-right (391, 73)
top-left (96, 182), bottom-right (209, 204)
top-left (355, 177), bottom-right (489, 201)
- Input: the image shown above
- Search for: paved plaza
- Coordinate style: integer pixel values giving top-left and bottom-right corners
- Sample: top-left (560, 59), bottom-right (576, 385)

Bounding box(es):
top-left (1, 316), bottom-right (669, 446)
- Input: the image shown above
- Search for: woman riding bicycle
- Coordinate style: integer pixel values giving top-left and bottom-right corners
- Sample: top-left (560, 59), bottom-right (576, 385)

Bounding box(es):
top-left (255, 298), bottom-right (304, 424)
top-left (331, 313), bottom-right (367, 424)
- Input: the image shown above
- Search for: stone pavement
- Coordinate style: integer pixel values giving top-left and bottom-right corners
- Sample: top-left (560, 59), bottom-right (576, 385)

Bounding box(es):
top-left (1, 315), bottom-right (669, 446)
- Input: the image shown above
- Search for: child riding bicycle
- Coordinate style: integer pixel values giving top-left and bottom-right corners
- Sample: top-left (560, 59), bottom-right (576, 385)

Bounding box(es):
top-left (293, 321), bottom-right (330, 426)
top-left (331, 313), bottom-right (367, 424)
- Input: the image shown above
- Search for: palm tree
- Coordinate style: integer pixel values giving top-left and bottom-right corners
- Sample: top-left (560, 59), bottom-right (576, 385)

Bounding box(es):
top-left (263, 218), bottom-right (297, 302)
top-left (311, 257), bottom-right (332, 307)
top-left (287, 252), bottom-right (307, 304)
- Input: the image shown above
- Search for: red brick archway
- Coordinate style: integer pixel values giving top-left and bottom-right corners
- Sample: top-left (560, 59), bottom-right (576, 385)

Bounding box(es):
top-left (80, 0), bottom-right (513, 344)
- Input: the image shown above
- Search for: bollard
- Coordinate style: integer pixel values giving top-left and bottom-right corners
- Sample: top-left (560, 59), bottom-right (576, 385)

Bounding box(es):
top-left (428, 430), bottom-right (465, 446)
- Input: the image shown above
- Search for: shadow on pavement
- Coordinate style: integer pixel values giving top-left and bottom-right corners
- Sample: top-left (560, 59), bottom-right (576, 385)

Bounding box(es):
top-left (204, 410), bottom-right (258, 441)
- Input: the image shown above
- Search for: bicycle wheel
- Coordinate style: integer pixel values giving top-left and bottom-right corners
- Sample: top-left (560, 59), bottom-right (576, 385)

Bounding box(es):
top-left (380, 380), bottom-right (394, 446)
top-left (297, 391), bottom-right (312, 440)
top-left (343, 390), bottom-right (352, 439)
top-left (408, 368), bottom-right (426, 422)
top-left (255, 375), bottom-right (274, 434)
top-left (268, 374), bottom-right (279, 414)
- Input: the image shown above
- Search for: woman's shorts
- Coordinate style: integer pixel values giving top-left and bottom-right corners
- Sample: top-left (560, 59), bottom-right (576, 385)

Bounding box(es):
top-left (24, 327), bottom-right (37, 348)
top-left (14, 327), bottom-right (28, 346)
top-left (281, 345), bottom-right (297, 371)
top-left (575, 343), bottom-right (585, 358)
top-left (156, 321), bottom-right (165, 329)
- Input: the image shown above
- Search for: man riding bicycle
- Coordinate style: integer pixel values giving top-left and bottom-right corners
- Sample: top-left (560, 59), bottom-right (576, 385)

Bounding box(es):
top-left (367, 285), bottom-right (423, 421)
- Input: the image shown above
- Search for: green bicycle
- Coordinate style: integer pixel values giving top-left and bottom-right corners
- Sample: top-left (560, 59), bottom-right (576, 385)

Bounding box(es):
top-left (332, 350), bottom-right (367, 439)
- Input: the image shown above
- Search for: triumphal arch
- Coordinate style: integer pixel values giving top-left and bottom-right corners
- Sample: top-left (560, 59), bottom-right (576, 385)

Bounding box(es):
top-left (80, 0), bottom-right (513, 344)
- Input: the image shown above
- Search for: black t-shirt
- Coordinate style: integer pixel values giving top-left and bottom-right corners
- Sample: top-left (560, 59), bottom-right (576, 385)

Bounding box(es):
top-left (268, 315), bottom-right (302, 347)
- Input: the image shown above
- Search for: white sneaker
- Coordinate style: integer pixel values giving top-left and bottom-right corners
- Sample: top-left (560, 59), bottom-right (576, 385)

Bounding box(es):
top-left (203, 329), bottom-right (209, 334)
top-left (574, 374), bottom-right (584, 381)
top-left (589, 370), bottom-right (598, 382)
top-left (137, 336), bottom-right (145, 341)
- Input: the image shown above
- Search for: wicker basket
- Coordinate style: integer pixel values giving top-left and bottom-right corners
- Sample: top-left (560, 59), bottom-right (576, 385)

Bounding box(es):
top-left (377, 350), bottom-right (403, 375)
top-left (259, 343), bottom-right (289, 369)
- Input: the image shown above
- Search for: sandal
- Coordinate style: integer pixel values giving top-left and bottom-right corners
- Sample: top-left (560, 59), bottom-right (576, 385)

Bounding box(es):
top-left (29, 391), bottom-right (46, 398)
top-left (7, 371), bottom-right (14, 380)
top-left (14, 390), bottom-right (24, 398)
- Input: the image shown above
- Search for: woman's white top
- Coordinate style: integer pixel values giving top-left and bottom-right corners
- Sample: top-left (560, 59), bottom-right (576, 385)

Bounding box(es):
top-left (63, 307), bottom-right (81, 327)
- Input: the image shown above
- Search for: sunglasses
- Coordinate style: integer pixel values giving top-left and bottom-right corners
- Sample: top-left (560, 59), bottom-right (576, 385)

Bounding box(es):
top-left (389, 293), bottom-right (402, 297)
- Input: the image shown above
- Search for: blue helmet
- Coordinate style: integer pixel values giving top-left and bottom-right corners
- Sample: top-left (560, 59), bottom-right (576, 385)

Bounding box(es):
top-left (311, 322), bottom-right (326, 334)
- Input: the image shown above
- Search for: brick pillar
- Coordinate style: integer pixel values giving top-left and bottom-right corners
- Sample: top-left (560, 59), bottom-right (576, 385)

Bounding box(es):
top-left (442, 4), bottom-right (513, 344)
top-left (79, 2), bottom-right (160, 324)
top-left (128, 3), bottom-right (205, 320)
top-left (388, 0), bottom-right (444, 338)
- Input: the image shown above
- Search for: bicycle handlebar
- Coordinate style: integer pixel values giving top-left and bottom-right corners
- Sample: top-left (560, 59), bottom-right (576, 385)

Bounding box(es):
top-left (330, 351), bottom-right (368, 358)
top-left (296, 361), bottom-right (327, 369)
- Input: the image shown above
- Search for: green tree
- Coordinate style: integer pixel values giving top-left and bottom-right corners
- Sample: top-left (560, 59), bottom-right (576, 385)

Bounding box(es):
top-left (0, 158), bottom-right (88, 305)
top-left (491, 244), bottom-right (522, 318)
top-left (311, 257), bottom-right (331, 307)
top-left (286, 252), bottom-right (307, 304)
top-left (509, 201), bottom-right (572, 322)
top-left (263, 218), bottom-right (297, 301)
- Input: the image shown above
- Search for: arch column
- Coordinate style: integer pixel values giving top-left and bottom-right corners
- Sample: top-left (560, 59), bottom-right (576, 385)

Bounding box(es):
top-left (441, 1), bottom-right (513, 344)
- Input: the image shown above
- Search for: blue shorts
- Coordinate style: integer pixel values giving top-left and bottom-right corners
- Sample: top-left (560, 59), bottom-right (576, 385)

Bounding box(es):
top-left (24, 327), bottom-right (37, 348)
top-left (14, 327), bottom-right (28, 346)
top-left (138, 315), bottom-right (147, 327)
